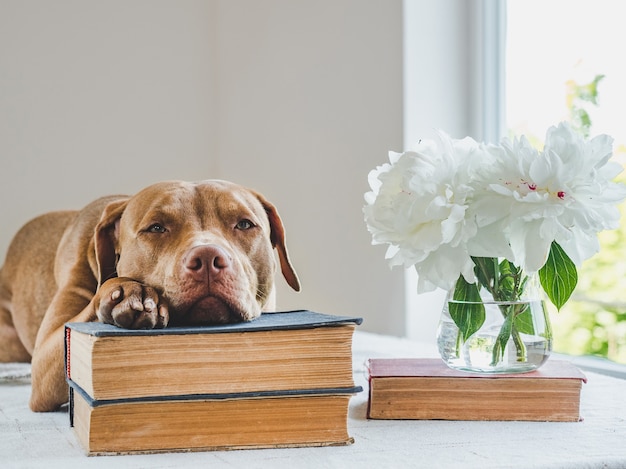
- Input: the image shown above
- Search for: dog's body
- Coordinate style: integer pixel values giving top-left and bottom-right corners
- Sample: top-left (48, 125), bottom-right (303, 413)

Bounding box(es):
top-left (0, 180), bottom-right (300, 412)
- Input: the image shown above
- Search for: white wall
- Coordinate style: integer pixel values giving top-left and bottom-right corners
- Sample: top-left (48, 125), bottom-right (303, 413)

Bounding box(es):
top-left (0, 0), bottom-right (217, 225)
top-left (0, 0), bottom-right (406, 335)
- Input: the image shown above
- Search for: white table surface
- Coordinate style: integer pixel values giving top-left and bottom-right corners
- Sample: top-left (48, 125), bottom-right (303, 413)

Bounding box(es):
top-left (2, 330), bottom-right (626, 469)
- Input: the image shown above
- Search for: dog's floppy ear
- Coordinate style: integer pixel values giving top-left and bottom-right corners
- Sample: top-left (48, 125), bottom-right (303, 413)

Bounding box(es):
top-left (255, 193), bottom-right (301, 292)
top-left (94, 198), bottom-right (130, 286)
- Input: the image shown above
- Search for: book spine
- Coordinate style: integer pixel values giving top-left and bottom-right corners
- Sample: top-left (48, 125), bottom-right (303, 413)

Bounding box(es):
top-left (64, 326), bottom-right (71, 381)
top-left (69, 386), bottom-right (74, 427)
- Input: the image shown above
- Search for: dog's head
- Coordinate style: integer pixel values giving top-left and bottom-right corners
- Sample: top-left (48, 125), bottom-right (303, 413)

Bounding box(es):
top-left (93, 180), bottom-right (300, 325)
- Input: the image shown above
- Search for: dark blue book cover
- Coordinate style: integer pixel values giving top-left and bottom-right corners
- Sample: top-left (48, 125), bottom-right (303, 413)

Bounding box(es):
top-left (66, 310), bottom-right (362, 337)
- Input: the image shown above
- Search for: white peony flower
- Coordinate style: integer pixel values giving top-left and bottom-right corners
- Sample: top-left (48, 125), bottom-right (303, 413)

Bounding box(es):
top-left (364, 132), bottom-right (487, 292)
top-left (364, 121), bottom-right (626, 306)
top-left (480, 122), bottom-right (626, 272)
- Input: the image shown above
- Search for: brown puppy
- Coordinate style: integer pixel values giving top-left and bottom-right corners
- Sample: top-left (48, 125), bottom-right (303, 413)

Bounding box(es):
top-left (0, 180), bottom-right (300, 412)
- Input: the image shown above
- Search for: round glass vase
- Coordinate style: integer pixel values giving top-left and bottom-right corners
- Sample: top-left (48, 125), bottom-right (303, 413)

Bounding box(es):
top-left (436, 274), bottom-right (553, 374)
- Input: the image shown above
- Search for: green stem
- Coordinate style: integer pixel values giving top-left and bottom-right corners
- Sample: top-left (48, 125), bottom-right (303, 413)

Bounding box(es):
top-left (472, 258), bottom-right (529, 366)
top-left (453, 258), bottom-right (534, 367)
top-left (511, 303), bottom-right (529, 362)
top-left (492, 303), bottom-right (528, 365)
top-left (512, 326), bottom-right (527, 362)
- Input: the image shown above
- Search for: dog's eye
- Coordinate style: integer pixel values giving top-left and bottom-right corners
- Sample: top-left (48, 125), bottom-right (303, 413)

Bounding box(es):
top-left (147, 223), bottom-right (167, 233)
top-left (235, 219), bottom-right (255, 231)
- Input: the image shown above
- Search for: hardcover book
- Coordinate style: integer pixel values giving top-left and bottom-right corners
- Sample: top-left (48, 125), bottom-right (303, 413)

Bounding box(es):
top-left (65, 310), bottom-right (361, 400)
top-left (69, 383), bottom-right (361, 455)
top-left (367, 358), bottom-right (586, 422)
top-left (64, 310), bottom-right (363, 454)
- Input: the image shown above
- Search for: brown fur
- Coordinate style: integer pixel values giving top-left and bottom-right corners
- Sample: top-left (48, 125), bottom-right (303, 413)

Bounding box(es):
top-left (0, 180), bottom-right (300, 411)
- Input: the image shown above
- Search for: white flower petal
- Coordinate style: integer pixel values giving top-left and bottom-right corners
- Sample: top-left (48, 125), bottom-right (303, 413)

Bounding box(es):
top-left (364, 121), bottom-right (626, 291)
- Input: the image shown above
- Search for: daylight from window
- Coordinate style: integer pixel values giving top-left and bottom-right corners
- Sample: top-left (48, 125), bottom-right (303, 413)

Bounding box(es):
top-left (507, 0), bottom-right (626, 363)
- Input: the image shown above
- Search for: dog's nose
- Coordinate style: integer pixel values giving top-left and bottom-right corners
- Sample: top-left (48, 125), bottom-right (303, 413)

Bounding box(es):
top-left (183, 245), bottom-right (232, 281)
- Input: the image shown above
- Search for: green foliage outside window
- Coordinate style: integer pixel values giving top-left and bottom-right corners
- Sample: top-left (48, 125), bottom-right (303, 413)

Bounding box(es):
top-left (566, 74), bottom-right (605, 138)
top-left (548, 74), bottom-right (626, 364)
top-left (551, 176), bottom-right (626, 364)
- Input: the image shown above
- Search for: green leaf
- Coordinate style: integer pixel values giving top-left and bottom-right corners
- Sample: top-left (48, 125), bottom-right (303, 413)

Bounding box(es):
top-left (449, 276), bottom-right (485, 342)
top-left (513, 304), bottom-right (535, 335)
top-left (539, 242), bottom-right (578, 310)
top-left (472, 257), bottom-right (497, 290)
top-left (498, 259), bottom-right (516, 298)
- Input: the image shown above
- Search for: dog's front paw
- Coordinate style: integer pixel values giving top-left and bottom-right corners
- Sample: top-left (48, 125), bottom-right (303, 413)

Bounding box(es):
top-left (96, 277), bottom-right (169, 329)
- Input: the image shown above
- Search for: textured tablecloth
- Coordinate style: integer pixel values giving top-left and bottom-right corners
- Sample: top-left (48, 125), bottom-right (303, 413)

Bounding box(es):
top-left (2, 331), bottom-right (626, 468)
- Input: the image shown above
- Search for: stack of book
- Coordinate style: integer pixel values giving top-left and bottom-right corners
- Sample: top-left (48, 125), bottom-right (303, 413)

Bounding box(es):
top-left (65, 310), bottom-right (362, 455)
top-left (367, 358), bottom-right (586, 422)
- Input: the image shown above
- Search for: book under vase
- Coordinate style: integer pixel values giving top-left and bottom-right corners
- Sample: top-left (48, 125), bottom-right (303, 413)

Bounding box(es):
top-left (367, 358), bottom-right (586, 422)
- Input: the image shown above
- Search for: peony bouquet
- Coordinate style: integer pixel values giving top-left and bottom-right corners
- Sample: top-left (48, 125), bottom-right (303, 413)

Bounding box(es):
top-left (364, 122), bottom-right (626, 362)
